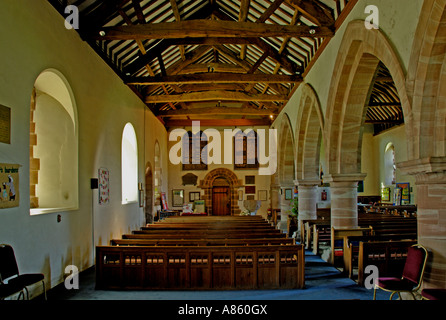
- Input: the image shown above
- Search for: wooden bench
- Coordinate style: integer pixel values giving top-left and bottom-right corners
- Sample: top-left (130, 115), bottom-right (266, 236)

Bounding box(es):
top-left (329, 227), bottom-right (373, 266)
top-left (299, 219), bottom-right (330, 249)
top-left (343, 233), bottom-right (417, 279)
top-left (122, 231), bottom-right (286, 240)
top-left (357, 240), bottom-right (417, 286)
top-left (142, 221), bottom-right (273, 230)
top-left (160, 215), bottom-right (265, 223)
top-left (111, 238), bottom-right (296, 247)
top-left (96, 244), bottom-right (305, 290)
top-left (312, 223), bottom-right (332, 255)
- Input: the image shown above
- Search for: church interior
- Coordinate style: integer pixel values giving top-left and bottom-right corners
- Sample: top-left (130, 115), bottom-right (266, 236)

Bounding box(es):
top-left (1, 0), bottom-right (446, 302)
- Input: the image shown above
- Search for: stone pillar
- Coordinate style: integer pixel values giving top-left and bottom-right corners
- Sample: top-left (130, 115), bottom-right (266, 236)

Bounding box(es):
top-left (278, 185), bottom-right (294, 232)
top-left (294, 179), bottom-right (319, 227)
top-left (324, 174), bottom-right (367, 229)
top-left (399, 157), bottom-right (446, 289)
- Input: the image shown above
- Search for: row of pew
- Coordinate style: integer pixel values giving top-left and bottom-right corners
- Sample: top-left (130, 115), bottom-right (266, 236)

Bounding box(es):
top-left (96, 215), bottom-right (305, 290)
top-left (300, 212), bottom-right (418, 286)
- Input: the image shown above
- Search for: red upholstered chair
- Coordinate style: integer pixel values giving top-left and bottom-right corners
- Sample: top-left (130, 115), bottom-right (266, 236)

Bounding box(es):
top-left (0, 244), bottom-right (46, 300)
top-left (421, 288), bottom-right (446, 300)
top-left (373, 244), bottom-right (428, 300)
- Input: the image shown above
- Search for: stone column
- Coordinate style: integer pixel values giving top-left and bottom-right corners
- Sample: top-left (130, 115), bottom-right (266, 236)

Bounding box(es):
top-left (278, 185), bottom-right (294, 232)
top-left (399, 157), bottom-right (446, 289)
top-left (294, 179), bottom-right (319, 225)
top-left (324, 173), bottom-right (367, 229)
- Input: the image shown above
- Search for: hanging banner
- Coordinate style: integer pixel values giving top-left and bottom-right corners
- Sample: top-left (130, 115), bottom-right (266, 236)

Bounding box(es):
top-left (0, 163), bottom-right (20, 209)
top-left (98, 167), bottom-right (110, 205)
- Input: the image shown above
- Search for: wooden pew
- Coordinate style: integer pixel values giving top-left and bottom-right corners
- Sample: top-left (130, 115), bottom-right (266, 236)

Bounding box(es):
top-left (329, 227), bottom-right (373, 266)
top-left (111, 238), bottom-right (296, 247)
top-left (312, 223), bottom-right (333, 255)
top-left (95, 244), bottom-right (305, 290)
top-left (343, 233), bottom-right (417, 279)
top-left (357, 240), bottom-right (417, 286)
top-left (132, 228), bottom-right (283, 237)
top-left (142, 221), bottom-right (273, 230)
top-left (300, 219), bottom-right (330, 250)
top-left (122, 231), bottom-right (286, 240)
top-left (160, 215), bottom-right (265, 223)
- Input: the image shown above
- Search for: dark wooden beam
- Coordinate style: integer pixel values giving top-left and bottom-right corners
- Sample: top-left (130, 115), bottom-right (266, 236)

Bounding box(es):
top-left (287, 0), bottom-right (335, 26)
top-left (144, 90), bottom-right (289, 103)
top-left (164, 118), bottom-right (272, 127)
top-left (86, 20), bottom-right (335, 41)
top-left (127, 73), bottom-right (303, 85)
top-left (157, 107), bottom-right (277, 117)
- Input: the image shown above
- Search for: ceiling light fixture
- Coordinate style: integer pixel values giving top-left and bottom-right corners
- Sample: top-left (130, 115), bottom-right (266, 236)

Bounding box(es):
top-left (309, 28), bottom-right (316, 35)
top-left (99, 30), bottom-right (106, 36)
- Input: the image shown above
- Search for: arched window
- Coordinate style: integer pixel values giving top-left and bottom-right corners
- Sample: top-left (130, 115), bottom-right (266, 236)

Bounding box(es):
top-left (182, 131), bottom-right (208, 170)
top-left (122, 123), bottom-right (138, 204)
top-left (234, 129), bottom-right (258, 170)
top-left (384, 142), bottom-right (396, 185)
top-left (30, 69), bottom-right (78, 215)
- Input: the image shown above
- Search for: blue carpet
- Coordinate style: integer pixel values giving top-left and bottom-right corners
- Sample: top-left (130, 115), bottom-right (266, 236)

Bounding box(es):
top-left (47, 250), bottom-right (391, 300)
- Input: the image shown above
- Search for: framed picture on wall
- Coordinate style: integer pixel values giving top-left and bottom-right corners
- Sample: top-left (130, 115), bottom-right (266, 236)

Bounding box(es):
top-left (396, 182), bottom-right (410, 204)
top-left (285, 189), bottom-right (292, 200)
top-left (245, 176), bottom-right (255, 184)
top-left (245, 186), bottom-right (255, 194)
top-left (394, 187), bottom-right (402, 206)
top-left (172, 189), bottom-right (184, 207)
top-left (189, 191), bottom-right (200, 202)
top-left (258, 190), bottom-right (267, 201)
top-left (381, 187), bottom-right (391, 202)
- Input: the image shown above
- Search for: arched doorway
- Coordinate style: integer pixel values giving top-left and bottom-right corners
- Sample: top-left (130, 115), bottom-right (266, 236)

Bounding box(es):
top-left (199, 168), bottom-right (242, 216)
top-left (212, 178), bottom-right (231, 216)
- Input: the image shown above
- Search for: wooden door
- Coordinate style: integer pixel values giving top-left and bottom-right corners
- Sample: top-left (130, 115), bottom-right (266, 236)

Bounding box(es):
top-left (212, 187), bottom-right (230, 216)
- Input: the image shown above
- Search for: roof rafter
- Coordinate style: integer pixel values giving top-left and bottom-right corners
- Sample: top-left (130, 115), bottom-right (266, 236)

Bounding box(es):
top-left (87, 19), bottom-right (335, 41)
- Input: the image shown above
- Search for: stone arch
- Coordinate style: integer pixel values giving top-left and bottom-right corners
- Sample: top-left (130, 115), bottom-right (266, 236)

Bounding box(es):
top-left (277, 113), bottom-right (296, 186)
top-left (402, 0), bottom-right (446, 289)
top-left (295, 83), bottom-right (325, 182)
top-left (323, 20), bottom-right (411, 228)
top-left (324, 20), bottom-right (412, 176)
top-left (406, 0), bottom-right (446, 159)
top-left (199, 168), bottom-right (243, 216)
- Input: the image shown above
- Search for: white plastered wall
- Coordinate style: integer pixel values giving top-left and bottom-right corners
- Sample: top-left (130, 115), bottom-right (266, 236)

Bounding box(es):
top-left (0, 0), bottom-right (167, 297)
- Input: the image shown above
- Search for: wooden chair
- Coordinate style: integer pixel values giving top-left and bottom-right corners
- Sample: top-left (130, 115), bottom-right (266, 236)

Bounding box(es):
top-left (373, 244), bottom-right (428, 300)
top-left (0, 244), bottom-right (46, 300)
